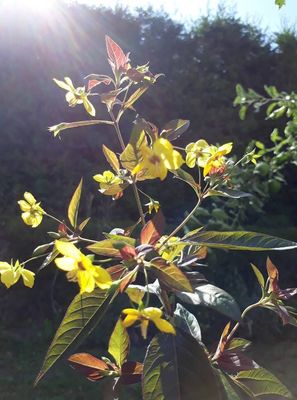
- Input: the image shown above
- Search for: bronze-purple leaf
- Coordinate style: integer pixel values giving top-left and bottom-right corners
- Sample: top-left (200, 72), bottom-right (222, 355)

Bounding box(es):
top-left (68, 353), bottom-right (109, 382)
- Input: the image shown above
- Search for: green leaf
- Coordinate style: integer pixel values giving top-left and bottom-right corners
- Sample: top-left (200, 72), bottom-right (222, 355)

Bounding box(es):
top-left (124, 85), bottom-right (149, 110)
top-left (161, 119), bottom-right (190, 141)
top-left (275, 0), bottom-right (286, 8)
top-left (184, 231), bottom-right (297, 251)
top-left (68, 178), bottom-right (83, 228)
top-left (150, 260), bottom-right (193, 293)
top-left (235, 367), bottom-right (293, 398)
top-left (102, 144), bottom-right (120, 172)
top-left (225, 338), bottom-right (251, 352)
top-left (216, 370), bottom-right (242, 400)
top-left (206, 189), bottom-right (251, 199)
top-left (35, 288), bottom-right (115, 385)
top-left (87, 239), bottom-right (131, 257)
top-left (142, 331), bottom-right (222, 400)
top-left (239, 105), bottom-right (247, 120)
top-left (33, 243), bottom-right (52, 257)
top-left (108, 319), bottom-right (130, 368)
top-left (177, 283), bottom-right (241, 321)
top-left (174, 303), bottom-right (201, 341)
top-left (120, 123), bottom-right (147, 172)
top-left (172, 168), bottom-right (199, 195)
top-left (251, 263), bottom-right (265, 288)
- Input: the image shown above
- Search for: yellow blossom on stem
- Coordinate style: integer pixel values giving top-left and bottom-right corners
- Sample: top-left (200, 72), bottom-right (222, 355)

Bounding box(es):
top-left (0, 260), bottom-right (35, 289)
top-left (53, 77), bottom-right (95, 117)
top-left (202, 142), bottom-right (233, 176)
top-left (145, 199), bottom-right (160, 214)
top-left (93, 170), bottom-right (124, 196)
top-left (54, 240), bottom-right (112, 294)
top-left (122, 307), bottom-right (176, 339)
top-left (185, 139), bottom-right (211, 168)
top-left (18, 192), bottom-right (44, 228)
top-left (158, 236), bottom-right (186, 262)
top-left (133, 138), bottom-right (184, 181)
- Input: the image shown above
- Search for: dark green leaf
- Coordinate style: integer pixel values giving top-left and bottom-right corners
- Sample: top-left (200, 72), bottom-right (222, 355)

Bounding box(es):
top-left (172, 169), bottom-right (199, 195)
top-left (176, 283), bottom-right (241, 321)
top-left (206, 189), bottom-right (251, 199)
top-left (33, 243), bottom-right (52, 257)
top-left (235, 367), bottom-right (293, 398)
top-left (35, 288), bottom-right (115, 385)
top-left (143, 331), bottom-right (222, 400)
top-left (174, 303), bottom-right (201, 341)
top-left (216, 370), bottom-right (242, 400)
top-left (161, 119), bottom-right (190, 141)
top-left (184, 231), bottom-right (297, 251)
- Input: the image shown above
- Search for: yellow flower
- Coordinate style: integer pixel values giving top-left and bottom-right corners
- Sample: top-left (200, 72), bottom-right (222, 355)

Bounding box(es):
top-left (93, 170), bottom-right (124, 196)
top-left (54, 240), bottom-right (112, 294)
top-left (53, 77), bottom-right (95, 117)
top-left (145, 199), bottom-right (160, 214)
top-left (185, 139), bottom-right (211, 168)
top-left (202, 143), bottom-right (233, 176)
top-left (0, 260), bottom-right (35, 289)
top-left (158, 236), bottom-right (186, 262)
top-left (133, 138), bottom-right (184, 181)
top-left (18, 192), bottom-right (44, 228)
top-left (122, 307), bottom-right (176, 339)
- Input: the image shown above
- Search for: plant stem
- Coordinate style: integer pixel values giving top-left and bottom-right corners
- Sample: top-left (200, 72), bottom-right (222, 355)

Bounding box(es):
top-left (44, 212), bottom-right (74, 233)
top-left (159, 196), bottom-right (201, 250)
top-left (226, 302), bottom-right (261, 342)
top-left (109, 110), bottom-right (146, 226)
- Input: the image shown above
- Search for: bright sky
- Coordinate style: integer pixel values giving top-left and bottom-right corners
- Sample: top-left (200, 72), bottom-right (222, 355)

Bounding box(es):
top-left (73, 0), bottom-right (297, 32)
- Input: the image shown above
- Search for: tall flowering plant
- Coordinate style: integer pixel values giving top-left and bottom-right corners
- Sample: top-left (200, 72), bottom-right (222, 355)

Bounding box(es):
top-left (3, 35), bottom-right (297, 399)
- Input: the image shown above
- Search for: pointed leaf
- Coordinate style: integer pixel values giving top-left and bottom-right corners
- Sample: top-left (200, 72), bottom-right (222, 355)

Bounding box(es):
top-left (68, 353), bottom-right (109, 381)
top-left (102, 144), bottom-right (120, 172)
top-left (172, 169), bottom-right (199, 195)
top-left (105, 35), bottom-right (127, 70)
top-left (174, 303), bottom-right (201, 341)
top-left (216, 370), bottom-right (242, 400)
top-left (120, 361), bottom-right (143, 385)
top-left (68, 179), bottom-right (83, 228)
top-left (120, 124), bottom-right (147, 171)
top-left (140, 210), bottom-right (165, 245)
top-left (206, 189), bottom-right (252, 199)
top-left (151, 260), bottom-right (193, 293)
top-left (161, 119), bottom-right (190, 141)
top-left (184, 231), bottom-right (297, 251)
top-left (143, 331), bottom-right (222, 400)
top-left (108, 319), bottom-right (130, 368)
top-left (235, 367), bottom-right (293, 398)
top-left (251, 263), bottom-right (265, 288)
top-left (124, 85), bottom-right (149, 110)
top-left (35, 288), bottom-right (115, 385)
top-left (177, 283), bottom-right (241, 321)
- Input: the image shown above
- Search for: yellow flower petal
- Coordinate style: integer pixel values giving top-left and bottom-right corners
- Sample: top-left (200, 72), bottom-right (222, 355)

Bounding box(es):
top-left (24, 192), bottom-right (37, 205)
top-left (21, 269), bottom-right (35, 288)
top-left (1, 269), bottom-right (18, 288)
top-left (77, 270), bottom-right (95, 293)
top-left (55, 240), bottom-right (81, 260)
top-left (122, 308), bottom-right (141, 316)
top-left (55, 256), bottom-right (76, 271)
top-left (122, 314), bottom-right (139, 328)
top-left (140, 319), bottom-right (149, 339)
top-left (153, 317), bottom-right (176, 335)
top-left (142, 307), bottom-right (163, 320)
top-left (0, 262), bottom-right (11, 272)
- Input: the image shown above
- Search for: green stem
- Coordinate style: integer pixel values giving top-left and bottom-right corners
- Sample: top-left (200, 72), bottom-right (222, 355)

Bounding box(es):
top-left (21, 252), bottom-right (52, 267)
top-left (226, 302), bottom-right (261, 342)
top-left (44, 212), bottom-right (74, 234)
top-left (159, 197), bottom-right (201, 250)
top-left (109, 110), bottom-right (146, 226)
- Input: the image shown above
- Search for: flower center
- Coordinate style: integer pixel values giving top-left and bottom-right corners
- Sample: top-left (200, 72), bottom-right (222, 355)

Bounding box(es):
top-left (149, 154), bottom-right (161, 165)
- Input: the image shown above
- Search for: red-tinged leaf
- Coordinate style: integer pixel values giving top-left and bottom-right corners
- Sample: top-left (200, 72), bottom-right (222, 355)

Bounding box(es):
top-left (58, 223), bottom-right (68, 236)
top-left (88, 78), bottom-right (111, 91)
top-left (120, 361), bottom-right (143, 385)
top-left (105, 35), bottom-right (127, 71)
top-left (213, 322), bottom-right (231, 360)
top-left (119, 269), bottom-right (138, 293)
top-left (68, 353), bottom-right (109, 382)
top-left (266, 257), bottom-right (279, 293)
top-left (119, 245), bottom-right (137, 260)
top-left (150, 259), bottom-right (193, 293)
top-left (278, 287), bottom-right (297, 300)
top-left (107, 265), bottom-right (128, 281)
top-left (217, 351), bottom-right (259, 374)
top-left (140, 210), bottom-right (165, 245)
